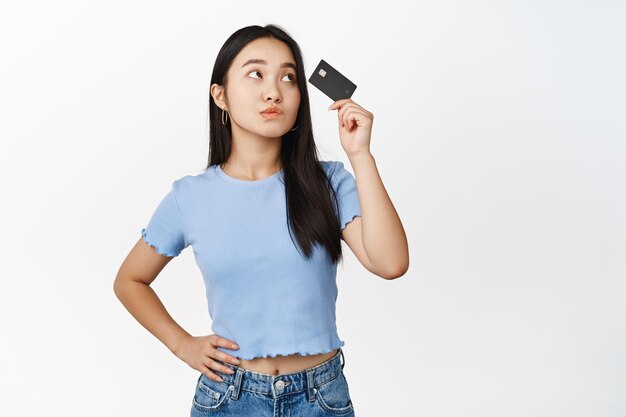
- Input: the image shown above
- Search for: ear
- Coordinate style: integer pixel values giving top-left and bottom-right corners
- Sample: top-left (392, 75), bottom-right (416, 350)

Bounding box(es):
top-left (210, 83), bottom-right (227, 110)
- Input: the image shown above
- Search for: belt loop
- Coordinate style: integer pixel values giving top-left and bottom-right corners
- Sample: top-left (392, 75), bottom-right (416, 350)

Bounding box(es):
top-left (306, 368), bottom-right (316, 403)
top-left (340, 348), bottom-right (345, 370)
top-left (231, 368), bottom-right (245, 400)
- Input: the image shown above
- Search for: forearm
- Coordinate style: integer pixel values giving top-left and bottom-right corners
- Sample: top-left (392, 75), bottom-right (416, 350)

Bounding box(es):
top-left (114, 281), bottom-right (190, 354)
top-left (348, 152), bottom-right (409, 276)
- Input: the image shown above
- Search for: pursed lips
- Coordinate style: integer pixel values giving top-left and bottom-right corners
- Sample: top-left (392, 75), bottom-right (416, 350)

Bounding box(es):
top-left (261, 107), bottom-right (283, 114)
top-left (261, 109), bottom-right (283, 117)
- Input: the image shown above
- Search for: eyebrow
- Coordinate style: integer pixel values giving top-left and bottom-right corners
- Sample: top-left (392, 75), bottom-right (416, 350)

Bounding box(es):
top-left (241, 59), bottom-right (297, 71)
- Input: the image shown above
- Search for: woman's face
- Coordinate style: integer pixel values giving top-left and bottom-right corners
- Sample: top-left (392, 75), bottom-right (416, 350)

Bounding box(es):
top-left (214, 37), bottom-right (301, 139)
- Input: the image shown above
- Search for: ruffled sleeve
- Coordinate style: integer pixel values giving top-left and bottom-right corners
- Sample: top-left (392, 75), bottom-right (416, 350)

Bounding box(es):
top-left (140, 181), bottom-right (189, 257)
top-left (326, 161), bottom-right (362, 231)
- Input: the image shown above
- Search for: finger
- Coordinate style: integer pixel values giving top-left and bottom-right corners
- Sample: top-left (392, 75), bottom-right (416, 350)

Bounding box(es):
top-left (337, 104), bottom-right (352, 127)
top-left (343, 110), bottom-right (359, 128)
top-left (338, 104), bottom-right (359, 126)
top-left (338, 100), bottom-right (365, 113)
top-left (207, 356), bottom-right (236, 376)
top-left (339, 103), bottom-right (369, 122)
top-left (200, 364), bottom-right (225, 382)
top-left (342, 109), bottom-right (368, 130)
top-left (329, 98), bottom-right (352, 111)
top-left (210, 346), bottom-right (241, 365)
top-left (211, 334), bottom-right (239, 350)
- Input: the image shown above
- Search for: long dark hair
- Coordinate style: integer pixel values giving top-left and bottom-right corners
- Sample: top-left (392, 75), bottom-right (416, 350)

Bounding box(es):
top-left (205, 24), bottom-right (345, 265)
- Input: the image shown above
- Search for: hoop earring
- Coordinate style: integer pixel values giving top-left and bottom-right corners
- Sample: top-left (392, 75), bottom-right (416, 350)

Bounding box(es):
top-left (289, 125), bottom-right (299, 132)
top-left (221, 108), bottom-right (229, 126)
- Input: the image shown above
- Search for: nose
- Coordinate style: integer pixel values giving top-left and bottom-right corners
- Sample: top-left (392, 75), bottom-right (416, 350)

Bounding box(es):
top-left (265, 94), bottom-right (280, 102)
top-left (264, 83), bottom-right (281, 103)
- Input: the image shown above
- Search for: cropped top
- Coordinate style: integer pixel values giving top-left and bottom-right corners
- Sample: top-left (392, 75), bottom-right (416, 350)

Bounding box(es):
top-left (140, 160), bottom-right (362, 360)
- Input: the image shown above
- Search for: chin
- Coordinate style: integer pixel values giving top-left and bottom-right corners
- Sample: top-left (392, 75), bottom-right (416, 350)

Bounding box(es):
top-left (257, 125), bottom-right (290, 138)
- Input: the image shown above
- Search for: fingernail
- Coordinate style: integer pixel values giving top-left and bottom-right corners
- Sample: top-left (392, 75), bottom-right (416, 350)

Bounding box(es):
top-left (217, 377), bottom-right (224, 382)
top-left (232, 344), bottom-right (239, 349)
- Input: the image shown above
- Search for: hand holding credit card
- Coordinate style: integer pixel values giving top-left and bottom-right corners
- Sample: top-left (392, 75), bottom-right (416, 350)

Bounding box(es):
top-left (308, 59), bottom-right (357, 101)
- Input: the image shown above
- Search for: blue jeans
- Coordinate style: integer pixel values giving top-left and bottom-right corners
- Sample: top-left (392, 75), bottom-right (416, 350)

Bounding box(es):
top-left (190, 348), bottom-right (355, 416)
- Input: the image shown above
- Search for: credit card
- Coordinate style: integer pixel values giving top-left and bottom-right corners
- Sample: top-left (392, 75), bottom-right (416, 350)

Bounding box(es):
top-left (308, 59), bottom-right (357, 101)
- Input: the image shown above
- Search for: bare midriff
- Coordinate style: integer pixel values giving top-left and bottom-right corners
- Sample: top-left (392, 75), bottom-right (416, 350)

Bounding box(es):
top-left (235, 349), bottom-right (339, 376)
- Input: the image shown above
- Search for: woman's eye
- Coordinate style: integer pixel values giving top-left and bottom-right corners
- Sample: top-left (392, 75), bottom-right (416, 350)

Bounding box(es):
top-left (247, 70), bottom-right (296, 83)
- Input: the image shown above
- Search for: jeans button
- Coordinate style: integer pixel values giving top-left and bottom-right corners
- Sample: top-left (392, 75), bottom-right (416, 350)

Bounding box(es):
top-left (274, 380), bottom-right (285, 390)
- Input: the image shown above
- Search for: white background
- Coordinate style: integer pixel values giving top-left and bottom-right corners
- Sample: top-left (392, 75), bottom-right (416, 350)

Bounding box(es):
top-left (1, 1), bottom-right (625, 416)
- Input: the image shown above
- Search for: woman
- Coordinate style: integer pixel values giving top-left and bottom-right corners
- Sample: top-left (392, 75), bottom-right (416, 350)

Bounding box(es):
top-left (114, 24), bottom-right (409, 416)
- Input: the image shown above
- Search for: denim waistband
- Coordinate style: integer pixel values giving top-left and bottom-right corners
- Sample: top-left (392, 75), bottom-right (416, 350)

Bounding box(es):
top-left (207, 348), bottom-right (346, 402)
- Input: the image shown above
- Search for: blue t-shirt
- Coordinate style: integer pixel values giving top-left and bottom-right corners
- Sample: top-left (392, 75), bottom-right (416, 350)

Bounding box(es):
top-left (140, 160), bottom-right (361, 360)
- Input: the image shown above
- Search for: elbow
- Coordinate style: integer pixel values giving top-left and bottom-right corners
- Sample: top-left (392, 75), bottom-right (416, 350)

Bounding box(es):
top-left (113, 274), bottom-right (134, 299)
top-left (381, 247), bottom-right (409, 280)
top-left (381, 262), bottom-right (409, 280)
top-left (113, 277), bottom-right (124, 299)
